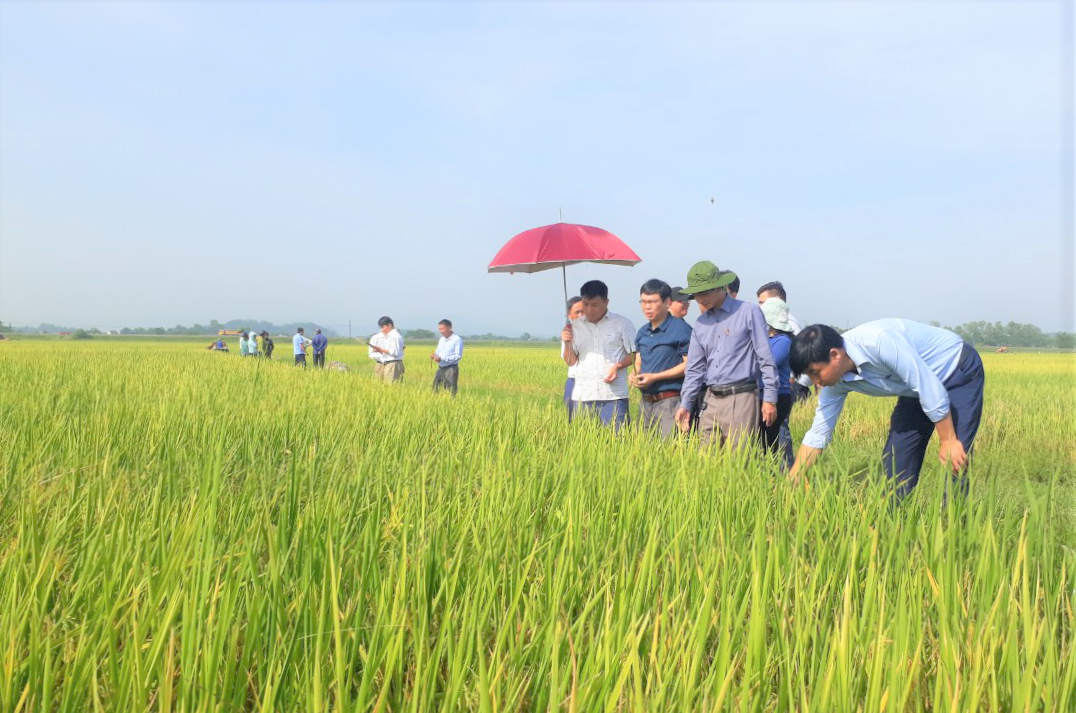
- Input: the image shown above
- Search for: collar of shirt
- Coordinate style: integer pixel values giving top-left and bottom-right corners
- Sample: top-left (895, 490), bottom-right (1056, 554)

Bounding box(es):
top-left (645, 315), bottom-right (671, 334)
top-left (840, 340), bottom-right (870, 383)
top-left (699, 296), bottom-right (736, 322)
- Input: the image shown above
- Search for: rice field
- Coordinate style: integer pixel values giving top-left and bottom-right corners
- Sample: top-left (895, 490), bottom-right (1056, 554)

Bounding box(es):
top-left (1, 339), bottom-right (1074, 711)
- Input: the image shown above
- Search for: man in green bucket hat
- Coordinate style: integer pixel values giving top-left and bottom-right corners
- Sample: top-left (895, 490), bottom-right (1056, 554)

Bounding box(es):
top-left (675, 261), bottom-right (779, 449)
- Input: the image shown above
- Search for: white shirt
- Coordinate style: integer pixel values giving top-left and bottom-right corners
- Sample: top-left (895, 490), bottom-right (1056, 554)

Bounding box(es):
top-left (368, 329), bottom-right (404, 363)
top-left (569, 311), bottom-right (637, 401)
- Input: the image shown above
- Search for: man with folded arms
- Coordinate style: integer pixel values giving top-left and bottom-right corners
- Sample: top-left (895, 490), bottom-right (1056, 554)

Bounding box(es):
top-left (631, 279), bottom-right (692, 437)
top-left (788, 320), bottom-right (984, 502)
top-left (674, 261), bottom-right (778, 448)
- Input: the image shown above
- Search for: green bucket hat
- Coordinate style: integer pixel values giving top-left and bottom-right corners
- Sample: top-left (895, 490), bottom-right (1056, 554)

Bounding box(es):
top-left (679, 261), bottom-right (737, 294)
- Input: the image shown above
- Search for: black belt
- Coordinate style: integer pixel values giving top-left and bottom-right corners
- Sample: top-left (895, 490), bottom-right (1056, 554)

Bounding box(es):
top-left (709, 379), bottom-right (758, 397)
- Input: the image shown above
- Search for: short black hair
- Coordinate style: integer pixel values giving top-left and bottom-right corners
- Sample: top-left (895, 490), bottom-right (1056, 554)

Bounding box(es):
top-left (579, 280), bottom-right (608, 300)
top-left (728, 276), bottom-right (741, 294)
top-left (439, 319), bottom-right (452, 328)
top-left (756, 280), bottom-right (787, 301)
top-left (296, 327), bottom-right (304, 334)
top-left (377, 317), bottom-right (394, 328)
top-left (639, 279), bottom-right (672, 300)
top-left (790, 324), bottom-right (844, 377)
top-left (566, 296), bottom-right (582, 315)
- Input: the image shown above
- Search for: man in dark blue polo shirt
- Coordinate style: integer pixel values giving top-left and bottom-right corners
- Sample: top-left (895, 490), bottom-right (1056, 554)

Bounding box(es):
top-left (631, 279), bottom-right (693, 437)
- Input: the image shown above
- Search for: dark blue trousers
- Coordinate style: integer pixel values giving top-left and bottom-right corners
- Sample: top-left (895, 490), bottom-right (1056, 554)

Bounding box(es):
top-left (576, 399), bottom-right (630, 431)
top-left (882, 342), bottom-right (984, 501)
top-left (564, 378), bottom-right (577, 422)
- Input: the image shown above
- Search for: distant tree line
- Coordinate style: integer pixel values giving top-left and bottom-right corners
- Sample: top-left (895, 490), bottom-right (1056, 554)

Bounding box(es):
top-left (939, 321), bottom-right (1074, 349)
top-left (3, 318), bottom-right (1072, 348)
top-left (1, 319), bottom-right (338, 337)
top-left (401, 329), bottom-right (554, 341)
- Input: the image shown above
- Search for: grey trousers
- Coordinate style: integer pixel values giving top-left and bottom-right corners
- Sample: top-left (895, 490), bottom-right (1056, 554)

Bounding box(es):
top-left (699, 390), bottom-right (760, 450)
top-left (433, 364), bottom-right (459, 395)
top-left (640, 397), bottom-right (680, 438)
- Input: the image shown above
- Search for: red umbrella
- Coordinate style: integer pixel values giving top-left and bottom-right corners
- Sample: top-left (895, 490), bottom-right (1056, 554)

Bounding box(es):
top-left (488, 222), bottom-right (642, 319)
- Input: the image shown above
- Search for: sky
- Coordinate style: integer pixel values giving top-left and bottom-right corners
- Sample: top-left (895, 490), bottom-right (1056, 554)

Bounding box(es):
top-left (0, 0), bottom-right (1071, 337)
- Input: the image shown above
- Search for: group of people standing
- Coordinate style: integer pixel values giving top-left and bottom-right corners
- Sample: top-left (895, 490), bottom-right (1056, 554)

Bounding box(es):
top-left (561, 259), bottom-right (986, 502)
top-left (367, 317), bottom-right (464, 395)
top-left (291, 327), bottom-right (329, 367)
top-left (237, 331), bottom-right (274, 358)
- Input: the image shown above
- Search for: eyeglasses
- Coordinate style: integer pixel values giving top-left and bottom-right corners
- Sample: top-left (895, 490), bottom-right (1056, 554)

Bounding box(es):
top-left (638, 298), bottom-right (666, 306)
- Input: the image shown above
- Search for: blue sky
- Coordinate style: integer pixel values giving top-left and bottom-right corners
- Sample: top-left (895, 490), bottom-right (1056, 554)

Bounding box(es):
top-left (0, 0), bottom-right (1069, 336)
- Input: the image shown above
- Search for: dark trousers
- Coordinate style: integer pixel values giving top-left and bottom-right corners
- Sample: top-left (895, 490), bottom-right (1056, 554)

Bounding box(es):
top-left (882, 342), bottom-right (984, 501)
top-left (760, 393), bottom-right (794, 468)
top-left (294, 354), bottom-right (306, 367)
top-left (577, 399), bottom-right (630, 432)
top-left (433, 364), bottom-right (459, 395)
top-left (313, 352), bottom-right (326, 368)
top-left (564, 378), bottom-right (578, 421)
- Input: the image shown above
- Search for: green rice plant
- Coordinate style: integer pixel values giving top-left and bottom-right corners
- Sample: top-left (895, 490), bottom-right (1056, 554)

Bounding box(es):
top-left (0, 340), bottom-right (1073, 711)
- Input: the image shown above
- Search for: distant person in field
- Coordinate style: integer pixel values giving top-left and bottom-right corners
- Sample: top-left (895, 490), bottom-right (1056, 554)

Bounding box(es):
top-left (561, 280), bottom-right (637, 431)
top-left (668, 287), bottom-right (692, 321)
top-left (431, 319), bottom-right (463, 396)
top-left (312, 328), bottom-right (329, 368)
top-left (789, 321), bottom-right (984, 502)
top-left (248, 329), bottom-right (259, 357)
top-left (631, 279), bottom-right (692, 438)
top-left (292, 327), bottom-right (308, 367)
top-left (758, 298), bottom-right (795, 469)
top-left (674, 261), bottom-right (778, 449)
top-left (239, 331), bottom-right (250, 356)
top-left (262, 331), bottom-right (274, 359)
top-left (562, 296), bottom-right (584, 420)
top-left (369, 316), bottom-right (405, 382)
top-left (757, 280), bottom-right (812, 465)
top-left (256, 330), bottom-right (266, 357)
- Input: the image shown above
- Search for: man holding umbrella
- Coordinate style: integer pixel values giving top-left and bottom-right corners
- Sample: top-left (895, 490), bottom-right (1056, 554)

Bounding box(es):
top-left (674, 261), bottom-right (778, 449)
top-left (561, 280), bottom-right (637, 431)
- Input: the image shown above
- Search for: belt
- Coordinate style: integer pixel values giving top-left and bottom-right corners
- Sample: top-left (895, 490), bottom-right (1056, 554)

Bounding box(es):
top-left (641, 390), bottom-right (680, 403)
top-left (709, 379), bottom-right (758, 397)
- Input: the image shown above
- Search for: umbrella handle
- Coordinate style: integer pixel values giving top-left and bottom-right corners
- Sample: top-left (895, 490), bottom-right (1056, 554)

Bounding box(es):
top-left (561, 265), bottom-right (569, 325)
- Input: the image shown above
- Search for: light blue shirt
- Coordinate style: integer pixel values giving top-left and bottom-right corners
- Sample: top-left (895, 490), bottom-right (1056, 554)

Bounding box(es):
top-left (802, 319), bottom-right (965, 449)
top-left (293, 333), bottom-right (306, 356)
top-left (435, 333), bottom-right (463, 367)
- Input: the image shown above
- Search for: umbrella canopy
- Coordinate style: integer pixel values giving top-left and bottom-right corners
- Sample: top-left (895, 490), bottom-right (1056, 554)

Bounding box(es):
top-left (487, 223), bottom-right (641, 274)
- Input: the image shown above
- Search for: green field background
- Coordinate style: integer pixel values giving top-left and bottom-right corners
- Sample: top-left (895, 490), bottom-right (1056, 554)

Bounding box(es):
top-left (1, 340), bottom-right (1074, 711)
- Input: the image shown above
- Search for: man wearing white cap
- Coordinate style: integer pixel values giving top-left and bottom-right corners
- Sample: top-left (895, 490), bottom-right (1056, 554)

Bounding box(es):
top-left (758, 298), bottom-right (795, 468)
